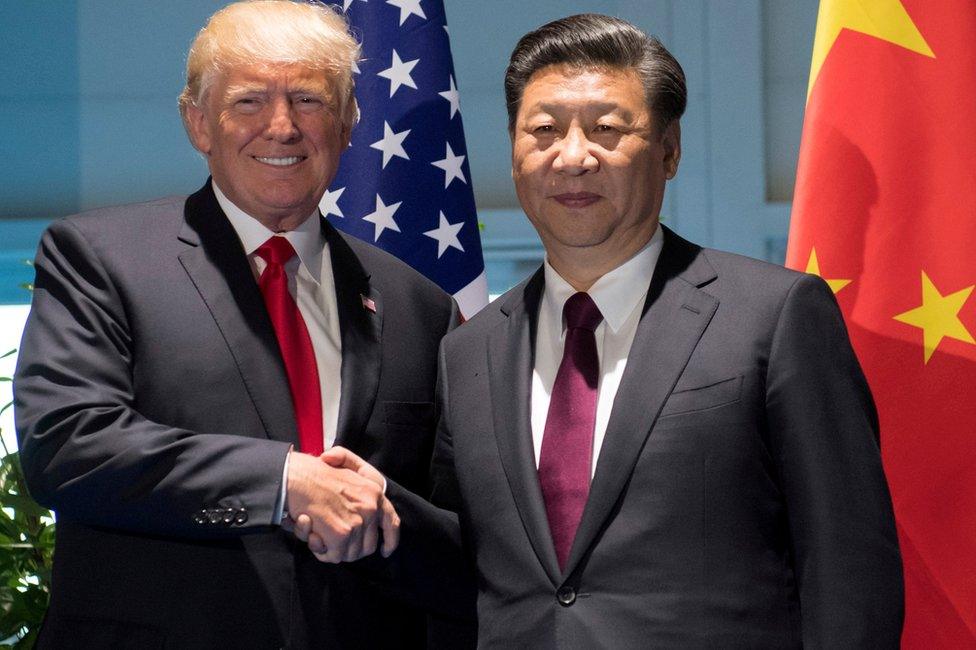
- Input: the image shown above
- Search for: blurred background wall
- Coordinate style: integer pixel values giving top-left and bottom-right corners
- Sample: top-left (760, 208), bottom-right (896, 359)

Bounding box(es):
top-left (0, 0), bottom-right (818, 298)
top-left (0, 0), bottom-right (817, 437)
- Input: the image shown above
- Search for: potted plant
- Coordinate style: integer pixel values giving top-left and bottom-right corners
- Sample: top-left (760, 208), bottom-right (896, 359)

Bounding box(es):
top-left (0, 268), bottom-right (54, 648)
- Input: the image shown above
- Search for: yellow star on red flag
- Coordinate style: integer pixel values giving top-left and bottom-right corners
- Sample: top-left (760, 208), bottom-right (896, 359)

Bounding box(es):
top-left (807, 0), bottom-right (934, 99)
top-left (893, 271), bottom-right (975, 364)
top-left (804, 248), bottom-right (851, 294)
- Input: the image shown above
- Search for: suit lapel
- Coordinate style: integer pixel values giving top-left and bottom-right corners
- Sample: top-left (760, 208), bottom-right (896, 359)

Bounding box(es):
top-left (563, 229), bottom-right (720, 576)
top-left (489, 270), bottom-right (562, 585)
top-left (324, 222), bottom-right (383, 449)
top-left (176, 181), bottom-right (298, 445)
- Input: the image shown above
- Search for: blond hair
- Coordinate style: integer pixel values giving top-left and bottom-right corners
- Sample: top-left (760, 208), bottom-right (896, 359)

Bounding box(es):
top-left (179, 1), bottom-right (360, 130)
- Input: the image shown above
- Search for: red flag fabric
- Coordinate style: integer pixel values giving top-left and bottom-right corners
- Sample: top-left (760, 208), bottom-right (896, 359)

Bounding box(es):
top-left (787, 1), bottom-right (976, 646)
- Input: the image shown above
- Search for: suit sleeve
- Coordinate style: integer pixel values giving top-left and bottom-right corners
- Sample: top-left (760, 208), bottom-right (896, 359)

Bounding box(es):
top-left (765, 273), bottom-right (904, 647)
top-left (14, 219), bottom-right (290, 537)
top-left (383, 337), bottom-right (476, 622)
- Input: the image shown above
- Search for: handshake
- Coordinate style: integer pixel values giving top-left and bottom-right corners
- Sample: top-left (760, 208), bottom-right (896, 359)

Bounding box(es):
top-left (283, 447), bottom-right (399, 563)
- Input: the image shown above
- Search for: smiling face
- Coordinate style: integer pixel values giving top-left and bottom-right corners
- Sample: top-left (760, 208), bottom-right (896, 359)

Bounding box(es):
top-left (511, 65), bottom-right (680, 288)
top-left (185, 62), bottom-right (349, 231)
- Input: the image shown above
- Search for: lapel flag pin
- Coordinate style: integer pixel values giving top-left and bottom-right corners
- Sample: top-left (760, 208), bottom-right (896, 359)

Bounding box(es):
top-left (360, 294), bottom-right (377, 313)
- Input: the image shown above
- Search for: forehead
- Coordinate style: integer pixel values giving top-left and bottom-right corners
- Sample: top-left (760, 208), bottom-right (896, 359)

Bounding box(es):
top-left (215, 62), bottom-right (332, 92)
top-left (518, 65), bottom-right (648, 116)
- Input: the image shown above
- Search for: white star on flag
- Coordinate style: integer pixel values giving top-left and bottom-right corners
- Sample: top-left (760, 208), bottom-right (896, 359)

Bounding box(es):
top-left (438, 75), bottom-right (460, 119)
top-left (362, 194), bottom-right (403, 241)
top-left (326, 0), bottom-right (488, 318)
top-left (377, 50), bottom-right (419, 98)
top-left (320, 186), bottom-right (345, 218)
top-left (386, 0), bottom-right (426, 26)
top-left (370, 121), bottom-right (411, 168)
top-left (431, 142), bottom-right (466, 188)
top-left (424, 211), bottom-right (466, 258)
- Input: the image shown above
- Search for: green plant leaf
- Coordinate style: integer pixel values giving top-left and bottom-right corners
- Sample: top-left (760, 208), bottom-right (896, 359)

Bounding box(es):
top-left (17, 628), bottom-right (39, 648)
top-left (0, 521), bottom-right (22, 538)
top-left (3, 496), bottom-right (47, 519)
top-left (0, 424), bottom-right (52, 642)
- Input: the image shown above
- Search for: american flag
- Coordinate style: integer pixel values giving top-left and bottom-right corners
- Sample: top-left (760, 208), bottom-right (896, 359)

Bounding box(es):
top-left (322, 0), bottom-right (487, 318)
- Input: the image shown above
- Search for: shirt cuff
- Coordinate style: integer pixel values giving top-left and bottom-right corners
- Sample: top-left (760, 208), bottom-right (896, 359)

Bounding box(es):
top-left (272, 446), bottom-right (292, 525)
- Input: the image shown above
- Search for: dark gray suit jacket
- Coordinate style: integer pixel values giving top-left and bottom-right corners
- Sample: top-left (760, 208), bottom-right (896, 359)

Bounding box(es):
top-left (15, 181), bottom-right (459, 649)
top-left (392, 227), bottom-right (903, 648)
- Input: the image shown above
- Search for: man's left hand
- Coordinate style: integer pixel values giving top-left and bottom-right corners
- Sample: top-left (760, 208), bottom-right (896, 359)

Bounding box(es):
top-left (292, 447), bottom-right (400, 560)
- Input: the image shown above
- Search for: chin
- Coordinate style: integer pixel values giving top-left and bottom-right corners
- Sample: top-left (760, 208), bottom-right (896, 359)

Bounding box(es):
top-left (260, 190), bottom-right (315, 210)
top-left (555, 221), bottom-right (614, 242)
top-left (550, 232), bottom-right (615, 251)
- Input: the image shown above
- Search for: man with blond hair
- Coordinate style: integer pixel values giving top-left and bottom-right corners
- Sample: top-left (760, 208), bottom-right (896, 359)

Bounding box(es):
top-left (14, 2), bottom-right (459, 647)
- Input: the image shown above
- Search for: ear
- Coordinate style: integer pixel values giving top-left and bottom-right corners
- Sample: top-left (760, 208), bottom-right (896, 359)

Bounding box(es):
top-left (339, 120), bottom-right (352, 150)
top-left (510, 129), bottom-right (518, 181)
top-left (184, 103), bottom-right (212, 155)
top-left (339, 99), bottom-right (358, 150)
top-left (662, 121), bottom-right (681, 180)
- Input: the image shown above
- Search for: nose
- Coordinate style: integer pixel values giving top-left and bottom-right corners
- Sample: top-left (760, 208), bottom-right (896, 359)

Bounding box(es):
top-left (265, 97), bottom-right (300, 143)
top-left (552, 127), bottom-right (598, 175)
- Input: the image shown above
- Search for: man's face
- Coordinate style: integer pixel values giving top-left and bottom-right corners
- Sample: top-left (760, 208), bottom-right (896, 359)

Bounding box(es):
top-left (511, 65), bottom-right (680, 275)
top-left (185, 62), bottom-right (348, 229)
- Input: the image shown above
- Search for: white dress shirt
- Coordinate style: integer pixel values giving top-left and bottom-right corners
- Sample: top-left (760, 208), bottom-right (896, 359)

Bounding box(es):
top-left (530, 224), bottom-right (663, 477)
top-left (214, 183), bottom-right (343, 449)
top-left (214, 184), bottom-right (348, 522)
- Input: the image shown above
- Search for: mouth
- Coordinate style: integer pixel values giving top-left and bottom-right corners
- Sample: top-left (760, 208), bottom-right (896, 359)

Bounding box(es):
top-left (552, 192), bottom-right (601, 208)
top-left (253, 156), bottom-right (306, 167)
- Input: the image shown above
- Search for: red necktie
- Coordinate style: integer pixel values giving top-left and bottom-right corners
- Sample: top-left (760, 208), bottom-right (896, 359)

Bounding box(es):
top-left (538, 292), bottom-right (603, 570)
top-left (255, 237), bottom-right (324, 456)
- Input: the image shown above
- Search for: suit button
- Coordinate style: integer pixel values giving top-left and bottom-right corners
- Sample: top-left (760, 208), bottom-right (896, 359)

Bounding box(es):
top-left (222, 508), bottom-right (235, 524)
top-left (208, 509), bottom-right (222, 524)
top-left (193, 511), bottom-right (207, 525)
top-left (556, 586), bottom-right (576, 606)
top-left (235, 508), bottom-right (248, 525)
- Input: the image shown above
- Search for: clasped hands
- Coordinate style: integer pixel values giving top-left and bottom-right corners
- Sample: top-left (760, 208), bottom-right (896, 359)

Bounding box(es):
top-left (284, 447), bottom-right (399, 563)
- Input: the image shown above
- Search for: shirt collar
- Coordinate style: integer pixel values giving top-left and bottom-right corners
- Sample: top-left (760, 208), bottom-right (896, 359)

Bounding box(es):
top-left (542, 223), bottom-right (663, 334)
top-left (213, 181), bottom-right (325, 285)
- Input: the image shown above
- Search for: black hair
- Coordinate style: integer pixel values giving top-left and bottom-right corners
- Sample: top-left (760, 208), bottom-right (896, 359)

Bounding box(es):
top-left (504, 13), bottom-right (686, 132)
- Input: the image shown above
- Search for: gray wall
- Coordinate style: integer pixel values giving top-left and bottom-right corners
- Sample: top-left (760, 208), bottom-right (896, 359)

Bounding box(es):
top-left (0, 0), bottom-right (817, 299)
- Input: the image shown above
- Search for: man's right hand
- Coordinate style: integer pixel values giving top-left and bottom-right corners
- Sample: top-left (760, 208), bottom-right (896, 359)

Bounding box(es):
top-left (285, 451), bottom-right (390, 563)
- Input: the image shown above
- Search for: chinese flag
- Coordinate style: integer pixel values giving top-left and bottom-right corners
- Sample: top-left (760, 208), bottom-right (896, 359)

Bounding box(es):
top-left (787, 1), bottom-right (976, 646)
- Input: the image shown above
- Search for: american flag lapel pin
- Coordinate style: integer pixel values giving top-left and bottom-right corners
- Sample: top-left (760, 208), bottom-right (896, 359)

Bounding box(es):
top-left (360, 294), bottom-right (377, 313)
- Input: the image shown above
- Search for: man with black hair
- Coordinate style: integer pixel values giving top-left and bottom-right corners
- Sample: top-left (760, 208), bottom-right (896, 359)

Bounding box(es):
top-left (327, 13), bottom-right (904, 648)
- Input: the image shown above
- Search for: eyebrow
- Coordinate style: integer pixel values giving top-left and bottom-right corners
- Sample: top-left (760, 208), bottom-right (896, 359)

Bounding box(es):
top-left (223, 83), bottom-right (331, 99)
top-left (289, 86), bottom-right (331, 97)
top-left (224, 83), bottom-right (268, 98)
top-left (530, 101), bottom-right (635, 120)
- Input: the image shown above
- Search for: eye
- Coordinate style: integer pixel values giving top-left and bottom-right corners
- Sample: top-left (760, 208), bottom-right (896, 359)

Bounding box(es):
top-left (234, 97), bottom-right (263, 114)
top-left (533, 124), bottom-right (555, 134)
top-left (294, 95), bottom-right (325, 112)
top-left (594, 124), bottom-right (616, 133)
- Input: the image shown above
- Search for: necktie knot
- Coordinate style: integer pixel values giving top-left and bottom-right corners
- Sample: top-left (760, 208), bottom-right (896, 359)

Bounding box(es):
top-left (563, 292), bottom-right (603, 332)
top-left (256, 236), bottom-right (297, 266)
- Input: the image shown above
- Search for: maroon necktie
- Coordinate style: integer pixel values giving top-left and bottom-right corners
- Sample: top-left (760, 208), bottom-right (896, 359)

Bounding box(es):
top-left (255, 237), bottom-right (324, 456)
top-left (538, 292), bottom-right (603, 570)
